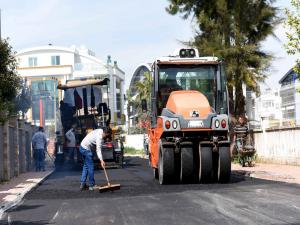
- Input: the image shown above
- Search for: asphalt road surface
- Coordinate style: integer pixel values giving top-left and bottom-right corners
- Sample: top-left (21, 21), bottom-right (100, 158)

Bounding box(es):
top-left (1, 156), bottom-right (300, 225)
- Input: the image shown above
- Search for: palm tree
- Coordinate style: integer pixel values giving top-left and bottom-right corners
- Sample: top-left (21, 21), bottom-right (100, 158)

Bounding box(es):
top-left (135, 72), bottom-right (152, 104)
top-left (127, 72), bottom-right (152, 133)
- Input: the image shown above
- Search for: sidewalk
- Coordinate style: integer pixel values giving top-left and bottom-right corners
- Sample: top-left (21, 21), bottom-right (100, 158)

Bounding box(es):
top-left (232, 163), bottom-right (300, 185)
top-left (0, 166), bottom-right (54, 219)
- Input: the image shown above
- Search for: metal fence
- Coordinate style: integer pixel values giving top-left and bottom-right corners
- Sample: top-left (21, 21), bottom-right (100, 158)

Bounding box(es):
top-left (0, 117), bottom-right (38, 181)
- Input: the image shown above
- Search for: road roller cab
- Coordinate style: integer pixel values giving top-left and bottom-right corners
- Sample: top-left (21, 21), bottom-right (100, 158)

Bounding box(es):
top-left (145, 48), bottom-right (231, 184)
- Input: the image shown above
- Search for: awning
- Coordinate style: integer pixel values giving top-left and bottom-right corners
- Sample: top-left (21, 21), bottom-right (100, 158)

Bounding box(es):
top-left (57, 78), bottom-right (109, 90)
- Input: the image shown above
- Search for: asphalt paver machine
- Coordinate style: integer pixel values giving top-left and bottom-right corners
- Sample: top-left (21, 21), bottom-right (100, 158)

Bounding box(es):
top-left (54, 78), bottom-right (124, 168)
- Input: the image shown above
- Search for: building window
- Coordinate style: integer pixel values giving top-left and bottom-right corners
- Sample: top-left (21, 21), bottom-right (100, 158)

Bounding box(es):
top-left (283, 108), bottom-right (295, 120)
top-left (31, 80), bottom-right (58, 121)
top-left (51, 56), bottom-right (60, 66)
top-left (28, 57), bottom-right (37, 67)
top-left (262, 100), bottom-right (274, 108)
top-left (280, 89), bottom-right (295, 106)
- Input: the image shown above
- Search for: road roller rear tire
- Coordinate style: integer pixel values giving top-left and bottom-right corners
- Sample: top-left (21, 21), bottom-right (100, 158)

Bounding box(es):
top-left (158, 146), bottom-right (175, 185)
top-left (218, 146), bottom-right (231, 183)
top-left (180, 147), bottom-right (196, 183)
top-left (199, 145), bottom-right (212, 183)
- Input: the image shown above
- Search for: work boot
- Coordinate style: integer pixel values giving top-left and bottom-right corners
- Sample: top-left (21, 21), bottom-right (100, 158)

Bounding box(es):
top-left (89, 186), bottom-right (94, 191)
top-left (80, 183), bottom-right (87, 191)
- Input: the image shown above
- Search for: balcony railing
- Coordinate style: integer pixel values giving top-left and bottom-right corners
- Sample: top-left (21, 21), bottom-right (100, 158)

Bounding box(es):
top-left (74, 63), bottom-right (106, 72)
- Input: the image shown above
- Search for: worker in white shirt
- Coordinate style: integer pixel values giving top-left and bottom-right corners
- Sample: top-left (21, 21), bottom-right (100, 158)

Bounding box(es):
top-left (65, 126), bottom-right (76, 163)
top-left (79, 127), bottom-right (112, 191)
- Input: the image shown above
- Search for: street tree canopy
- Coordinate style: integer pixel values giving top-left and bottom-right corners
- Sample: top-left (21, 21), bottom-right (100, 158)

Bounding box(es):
top-left (285, 0), bottom-right (300, 74)
top-left (0, 38), bottom-right (21, 123)
top-left (14, 79), bottom-right (31, 119)
top-left (166, 0), bottom-right (280, 116)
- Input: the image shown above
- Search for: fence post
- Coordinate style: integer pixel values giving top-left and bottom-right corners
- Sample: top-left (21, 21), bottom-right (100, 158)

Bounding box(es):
top-left (18, 119), bottom-right (26, 173)
top-left (10, 117), bottom-right (19, 177)
top-left (30, 125), bottom-right (37, 170)
top-left (0, 124), bottom-right (4, 181)
top-left (3, 121), bottom-right (11, 180)
top-left (24, 122), bottom-right (31, 171)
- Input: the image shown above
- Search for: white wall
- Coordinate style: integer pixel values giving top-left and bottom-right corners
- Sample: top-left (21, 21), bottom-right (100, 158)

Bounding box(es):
top-left (124, 134), bottom-right (144, 150)
top-left (254, 128), bottom-right (300, 165)
top-left (17, 66), bottom-right (72, 78)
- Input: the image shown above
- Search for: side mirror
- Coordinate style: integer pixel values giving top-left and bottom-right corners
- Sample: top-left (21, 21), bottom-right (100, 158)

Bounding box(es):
top-left (141, 99), bottom-right (147, 112)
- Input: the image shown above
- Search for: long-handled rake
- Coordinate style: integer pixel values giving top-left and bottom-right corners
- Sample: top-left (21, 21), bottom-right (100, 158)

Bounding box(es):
top-left (98, 165), bottom-right (121, 193)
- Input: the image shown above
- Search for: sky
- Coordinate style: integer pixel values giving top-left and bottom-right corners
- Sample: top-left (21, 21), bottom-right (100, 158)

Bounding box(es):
top-left (0, 0), bottom-right (298, 90)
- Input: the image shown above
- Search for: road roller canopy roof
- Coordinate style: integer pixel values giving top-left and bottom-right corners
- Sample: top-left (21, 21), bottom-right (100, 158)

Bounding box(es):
top-left (57, 78), bottom-right (109, 90)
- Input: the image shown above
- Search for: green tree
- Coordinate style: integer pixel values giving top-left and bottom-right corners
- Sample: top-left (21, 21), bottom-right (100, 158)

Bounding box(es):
top-left (126, 72), bottom-right (152, 133)
top-left (135, 71), bottom-right (152, 105)
top-left (166, 0), bottom-right (280, 116)
top-left (14, 78), bottom-right (31, 119)
top-left (285, 0), bottom-right (300, 73)
top-left (0, 38), bottom-right (21, 123)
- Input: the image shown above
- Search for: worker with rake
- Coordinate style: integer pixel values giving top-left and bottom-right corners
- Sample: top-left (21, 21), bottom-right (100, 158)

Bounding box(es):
top-left (79, 127), bottom-right (112, 191)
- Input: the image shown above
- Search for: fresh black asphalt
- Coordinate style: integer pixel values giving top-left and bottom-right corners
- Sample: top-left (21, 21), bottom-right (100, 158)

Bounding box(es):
top-left (1, 156), bottom-right (300, 225)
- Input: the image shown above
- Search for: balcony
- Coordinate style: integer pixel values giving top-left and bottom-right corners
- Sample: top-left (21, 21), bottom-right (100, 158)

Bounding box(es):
top-left (74, 63), bottom-right (106, 72)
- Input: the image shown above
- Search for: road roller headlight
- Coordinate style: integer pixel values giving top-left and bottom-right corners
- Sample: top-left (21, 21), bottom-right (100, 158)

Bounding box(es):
top-left (172, 120), bottom-right (178, 129)
top-left (215, 119), bottom-right (220, 128)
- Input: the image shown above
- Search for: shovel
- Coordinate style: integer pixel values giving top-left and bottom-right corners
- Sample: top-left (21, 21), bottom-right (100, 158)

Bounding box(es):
top-left (98, 165), bottom-right (121, 193)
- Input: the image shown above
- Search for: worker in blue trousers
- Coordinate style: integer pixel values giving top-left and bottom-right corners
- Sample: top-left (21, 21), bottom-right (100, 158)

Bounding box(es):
top-left (79, 127), bottom-right (112, 191)
top-left (32, 126), bottom-right (48, 171)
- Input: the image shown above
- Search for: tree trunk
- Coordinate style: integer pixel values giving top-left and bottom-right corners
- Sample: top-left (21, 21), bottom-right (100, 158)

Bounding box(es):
top-left (228, 85), bottom-right (234, 115)
top-left (234, 75), bottom-right (245, 116)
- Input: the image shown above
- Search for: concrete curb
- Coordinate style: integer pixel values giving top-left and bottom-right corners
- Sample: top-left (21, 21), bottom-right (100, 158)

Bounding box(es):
top-left (0, 169), bottom-right (55, 219)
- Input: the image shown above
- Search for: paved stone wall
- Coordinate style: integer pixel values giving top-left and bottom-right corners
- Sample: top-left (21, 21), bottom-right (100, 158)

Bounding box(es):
top-left (0, 118), bottom-right (38, 181)
top-left (0, 126), bottom-right (3, 181)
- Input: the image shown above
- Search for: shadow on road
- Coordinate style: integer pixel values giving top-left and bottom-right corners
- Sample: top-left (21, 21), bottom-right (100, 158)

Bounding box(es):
top-left (0, 220), bottom-right (50, 225)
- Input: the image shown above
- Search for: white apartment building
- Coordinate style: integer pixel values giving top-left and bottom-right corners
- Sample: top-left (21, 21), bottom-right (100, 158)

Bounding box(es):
top-left (16, 45), bottom-right (125, 129)
top-left (254, 88), bottom-right (282, 128)
top-left (279, 68), bottom-right (300, 126)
